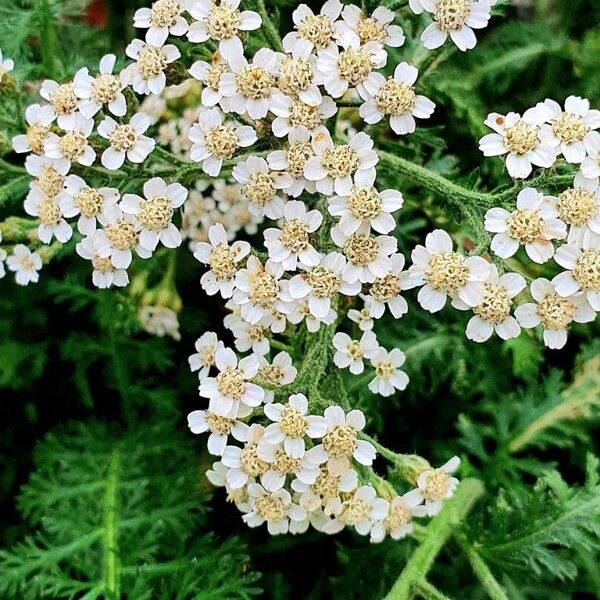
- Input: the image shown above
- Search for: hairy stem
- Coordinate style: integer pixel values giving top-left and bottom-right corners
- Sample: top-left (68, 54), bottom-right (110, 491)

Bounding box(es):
top-left (385, 478), bottom-right (485, 600)
top-left (463, 543), bottom-right (509, 600)
top-left (102, 445), bottom-right (122, 598)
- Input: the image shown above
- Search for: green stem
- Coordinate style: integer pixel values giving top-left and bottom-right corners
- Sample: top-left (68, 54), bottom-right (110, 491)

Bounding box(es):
top-left (413, 580), bottom-right (453, 600)
top-left (102, 445), bottom-right (122, 599)
top-left (269, 338), bottom-right (293, 353)
top-left (385, 478), bottom-right (485, 600)
top-left (463, 543), bottom-right (509, 600)
top-left (254, 0), bottom-right (284, 52)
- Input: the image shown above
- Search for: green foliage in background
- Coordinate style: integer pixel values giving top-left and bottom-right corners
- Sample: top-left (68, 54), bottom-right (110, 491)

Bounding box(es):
top-left (1, 0), bottom-right (600, 598)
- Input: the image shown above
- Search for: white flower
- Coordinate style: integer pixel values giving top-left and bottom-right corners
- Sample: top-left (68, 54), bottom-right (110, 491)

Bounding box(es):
top-left (329, 185), bottom-right (403, 235)
top-left (138, 305), bottom-right (181, 340)
top-left (189, 107), bottom-right (257, 176)
top-left (286, 299), bottom-right (337, 332)
top-left (12, 103), bottom-right (54, 155)
top-left (187, 408), bottom-right (249, 456)
top-left (121, 177), bottom-right (186, 251)
top-left (292, 464), bottom-right (358, 515)
top-left (538, 96), bottom-right (600, 164)
top-left (189, 331), bottom-right (224, 379)
top-left (479, 108), bottom-right (557, 178)
top-left (270, 93), bottom-right (337, 139)
top-left (257, 441), bottom-right (325, 491)
top-left (406, 229), bottom-right (491, 312)
top-left (333, 330), bottom-right (379, 374)
top-left (485, 187), bottom-right (566, 263)
top-left (24, 188), bottom-right (72, 244)
top-left (95, 204), bottom-right (151, 269)
top-left (412, 456), bottom-right (460, 516)
top-left (134, 0), bottom-right (189, 45)
top-left (267, 128), bottom-right (317, 197)
top-left (361, 253), bottom-right (409, 319)
top-left (275, 55), bottom-right (322, 106)
top-left (232, 156), bottom-right (292, 220)
top-left (6, 245), bottom-right (42, 286)
top-left (315, 37), bottom-right (386, 100)
top-left (194, 223), bottom-right (251, 298)
top-left (348, 300), bottom-right (375, 330)
top-left (321, 485), bottom-right (388, 536)
top-left (547, 174), bottom-right (600, 247)
top-left (257, 352), bottom-right (298, 401)
top-left (331, 225), bottom-right (397, 284)
top-left (230, 320), bottom-right (270, 355)
top-left (76, 232), bottom-right (129, 289)
top-left (553, 239), bottom-right (600, 311)
top-left (24, 155), bottom-right (69, 191)
top-left (420, 0), bottom-right (491, 52)
top-left (199, 347), bottom-right (265, 417)
top-left (311, 406), bottom-right (376, 475)
top-left (73, 54), bottom-right (127, 119)
top-left (233, 256), bottom-right (290, 324)
top-left (581, 131), bottom-right (600, 184)
top-left (186, 0), bottom-right (261, 63)
top-left (98, 112), bottom-right (156, 170)
top-left (452, 264), bottom-right (526, 342)
top-left (44, 114), bottom-right (96, 167)
top-left (304, 129), bottom-right (378, 196)
top-left (337, 5), bottom-right (405, 48)
top-left (39, 79), bottom-right (80, 129)
top-left (286, 252), bottom-right (361, 319)
top-left (222, 424), bottom-right (270, 488)
top-left (189, 57), bottom-right (230, 109)
top-left (359, 62), bottom-right (435, 135)
top-left (57, 175), bottom-right (119, 236)
top-left (205, 460), bottom-right (251, 511)
top-left (368, 347), bottom-right (409, 396)
top-left (0, 48), bottom-right (14, 77)
top-left (262, 393), bottom-right (327, 459)
top-left (370, 490), bottom-right (427, 543)
top-left (282, 0), bottom-right (343, 58)
top-left (264, 200), bottom-right (322, 273)
top-left (219, 48), bottom-right (279, 120)
top-left (515, 277), bottom-right (595, 349)
top-left (124, 39), bottom-right (180, 95)
top-left (242, 483), bottom-right (307, 535)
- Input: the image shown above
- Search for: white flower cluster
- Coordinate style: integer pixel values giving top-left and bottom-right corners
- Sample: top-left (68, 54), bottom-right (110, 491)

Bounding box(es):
top-left (188, 334), bottom-right (461, 539)
top-left (479, 96), bottom-right (600, 349)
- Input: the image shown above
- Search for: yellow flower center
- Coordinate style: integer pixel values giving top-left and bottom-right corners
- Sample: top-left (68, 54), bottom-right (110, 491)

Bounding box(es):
top-left (503, 121), bottom-right (539, 155)
top-left (506, 209), bottom-right (544, 244)
top-left (209, 244), bottom-right (238, 280)
top-left (205, 4), bottom-right (241, 40)
top-left (199, 345), bottom-right (216, 366)
top-left (58, 131), bottom-right (87, 160)
top-left (216, 366), bottom-right (246, 400)
top-left (356, 16), bottom-right (388, 44)
top-left (91, 255), bottom-right (115, 273)
top-left (537, 292), bottom-right (576, 330)
top-left (375, 360), bottom-right (395, 378)
top-left (305, 266), bottom-right (341, 298)
top-left (74, 187), bottom-right (104, 217)
top-left (289, 99), bottom-right (322, 130)
top-left (425, 252), bottom-right (470, 294)
top-left (51, 83), bottom-right (78, 115)
top-left (375, 79), bottom-right (416, 116)
top-left (110, 124), bottom-right (138, 151)
top-left (205, 411), bottom-right (233, 435)
top-left (421, 469), bottom-right (451, 501)
top-left (343, 233), bottom-right (380, 266)
top-left (337, 47), bottom-right (373, 86)
top-left (279, 406), bottom-right (308, 437)
top-left (346, 186), bottom-right (382, 220)
top-left (384, 502), bottom-right (412, 532)
top-left (26, 124), bottom-right (50, 154)
top-left (474, 282), bottom-right (511, 325)
top-left (138, 196), bottom-right (174, 231)
top-left (346, 340), bottom-right (363, 361)
top-left (104, 220), bottom-right (139, 250)
top-left (37, 165), bottom-right (64, 197)
top-left (371, 273), bottom-right (400, 302)
top-left (321, 145), bottom-right (359, 178)
top-left (555, 188), bottom-right (598, 227)
top-left (279, 219), bottom-right (310, 253)
top-left (312, 467), bottom-right (342, 499)
top-left (92, 73), bottom-right (121, 104)
top-left (248, 270), bottom-right (280, 308)
top-left (235, 65), bottom-right (275, 100)
top-left (38, 196), bottom-right (61, 226)
top-left (206, 62), bottom-right (227, 90)
top-left (138, 46), bottom-right (168, 80)
top-left (150, 0), bottom-right (181, 27)
top-left (278, 57), bottom-right (313, 95)
top-left (254, 493), bottom-right (288, 521)
top-left (572, 250), bottom-right (600, 292)
top-left (339, 495), bottom-right (371, 525)
top-left (242, 172), bottom-right (275, 206)
top-left (273, 448), bottom-right (302, 474)
top-left (297, 14), bottom-right (335, 49)
top-left (260, 363), bottom-right (284, 385)
top-left (286, 142), bottom-right (314, 178)
top-left (205, 125), bottom-right (239, 160)
top-left (240, 442), bottom-right (269, 477)
top-left (434, 0), bottom-right (471, 31)
top-left (552, 113), bottom-right (589, 145)
top-left (322, 424), bottom-right (357, 458)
